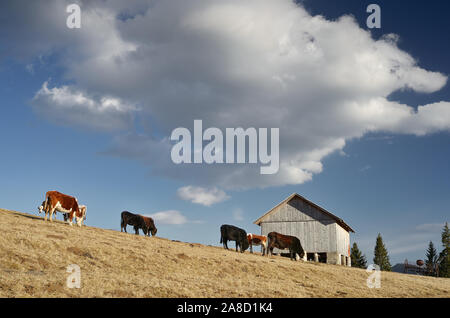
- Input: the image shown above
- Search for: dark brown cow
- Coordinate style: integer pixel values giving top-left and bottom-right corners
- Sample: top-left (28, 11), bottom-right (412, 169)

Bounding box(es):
top-left (38, 191), bottom-right (83, 226)
top-left (267, 232), bottom-right (306, 261)
top-left (220, 224), bottom-right (249, 253)
top-left (121, 211), bottom-right (149, 236)
top-left (141, 215), bottom-right (157, 236)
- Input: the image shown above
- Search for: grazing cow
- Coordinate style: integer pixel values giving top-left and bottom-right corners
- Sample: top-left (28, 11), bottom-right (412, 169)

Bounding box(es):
top-left (39, 200), bottom-right (86, 225)
top-left (247, 233), bottom-right (268, 256)
top-left (39, 191), bottom-right (83, 226)
top-left (267, 232), bottom-right (306, 261)
top-left (120, 211), bottom-right (149, 236)
top-left (141, 215), bottom-right (157, 236)
top-left (220, 224), bottom-right (249, 253)
top-left (61, 205), bottom-right (87, 224)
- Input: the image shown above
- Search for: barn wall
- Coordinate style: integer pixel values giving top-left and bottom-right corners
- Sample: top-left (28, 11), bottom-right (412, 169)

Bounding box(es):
top-left (260, 197), bottom-right (340, 254)
top-left (335, 223), bottom-right (351, 257)
top-left (260, 219), bottom-right (338, 254)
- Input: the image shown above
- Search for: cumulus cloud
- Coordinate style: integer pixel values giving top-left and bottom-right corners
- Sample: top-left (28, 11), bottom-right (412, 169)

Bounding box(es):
top-left (32, 81), bottom-right (137, 131)
top-left (145, 210), bottom-right (204, 225)
top-left (177, 186), bottom-right (230, 206)
top-left (7, 0), bottom-right (450, 191)
top-left (146, 210), bottom-right (186, 225)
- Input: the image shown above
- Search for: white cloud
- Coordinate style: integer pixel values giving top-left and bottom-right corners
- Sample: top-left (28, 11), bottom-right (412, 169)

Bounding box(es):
top-left (11, 0), bottom-right (450, 191)
top-left (145, 210), bottom-right (188, 225)
top-left (32, 81), bottom-right (137, 131)
top-left (177, 186), bottom-right (230, 206)
top-left (146, 210), bottom-right (205, 225)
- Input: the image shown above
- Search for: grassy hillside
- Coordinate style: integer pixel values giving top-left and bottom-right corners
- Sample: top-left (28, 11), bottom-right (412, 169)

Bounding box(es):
top-left (0, 208), bottom-right (448, 298)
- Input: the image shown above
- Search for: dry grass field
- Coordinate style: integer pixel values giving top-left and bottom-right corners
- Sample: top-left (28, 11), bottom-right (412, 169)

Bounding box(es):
top-left (0, 208), bottom-right (449, 298)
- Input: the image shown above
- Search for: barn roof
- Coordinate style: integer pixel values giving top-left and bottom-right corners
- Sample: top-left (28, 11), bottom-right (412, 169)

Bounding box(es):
top-left (253, 193), bottom-right (355, 233)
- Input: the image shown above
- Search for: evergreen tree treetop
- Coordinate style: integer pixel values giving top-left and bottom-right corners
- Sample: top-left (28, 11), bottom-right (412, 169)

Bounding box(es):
top-left (373, 233), bottom-right (391, 271)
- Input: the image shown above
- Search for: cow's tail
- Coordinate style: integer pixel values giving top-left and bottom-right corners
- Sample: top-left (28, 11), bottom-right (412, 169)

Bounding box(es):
top-left (43, 193), bottom-right (51, 213)
top-left (43, 192), bottom-right (49, 212)
top-left (219, 225), bottom-right (224, 243)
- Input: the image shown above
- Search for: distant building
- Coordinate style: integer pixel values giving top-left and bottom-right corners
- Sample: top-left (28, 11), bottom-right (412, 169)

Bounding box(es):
top-left (254, 193), bottom-right (354, 266)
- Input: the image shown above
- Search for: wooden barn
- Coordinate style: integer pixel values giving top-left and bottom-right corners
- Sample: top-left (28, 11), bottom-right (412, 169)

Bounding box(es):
top-left (254, 193), bottom-right (354, 266)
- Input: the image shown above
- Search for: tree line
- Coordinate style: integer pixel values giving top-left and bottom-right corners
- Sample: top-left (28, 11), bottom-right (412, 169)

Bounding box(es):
top-left (350, 222), bottom-right (449, 278)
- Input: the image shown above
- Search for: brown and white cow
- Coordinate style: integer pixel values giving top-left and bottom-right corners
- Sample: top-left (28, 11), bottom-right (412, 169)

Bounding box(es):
top-left (247, 233), bottom-right (267, 256)
top-left (39, 202), bottom-right (87, 224)
top-left (38, 191), bottom-right (84, 226)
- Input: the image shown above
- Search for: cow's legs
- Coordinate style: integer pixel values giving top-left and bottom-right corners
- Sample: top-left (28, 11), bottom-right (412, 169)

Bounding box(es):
top-left (268, 245), bottom-right (274, 257)
top-left (250, 243), bottom-right (253, 254)
top-left (223, 240), bottom-right (228, 250)
top-left (49, 207), bottom-right (56, 222)
top-left (240, 241), bottom-right (246, 253)
top-left (67, 212), bottom-right (74, 226)
top-left (76, 215), bottom-right (82, 227)
top-left (134, 226), bottom-right (139, 235)
top-left (121, 218), bottom-right (126, 233)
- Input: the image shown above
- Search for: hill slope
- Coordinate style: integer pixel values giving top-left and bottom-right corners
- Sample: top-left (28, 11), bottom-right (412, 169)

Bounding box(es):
top-left (0, 209), bottom-right (448, 298)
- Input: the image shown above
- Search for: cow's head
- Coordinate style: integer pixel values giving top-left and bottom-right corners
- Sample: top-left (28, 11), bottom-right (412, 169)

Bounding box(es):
top-left (79, 205), bottom-right (87, 221)
top-left (299, 248), bottom-right (306, 260)
top-left (38, 201), bottom-right (46, 214)
top-left (74, 206), bottom-right (86, 227)
top-left (150, 227), bottom-right (157, 236)
top-left (241, 237), bottom-right (250, 252)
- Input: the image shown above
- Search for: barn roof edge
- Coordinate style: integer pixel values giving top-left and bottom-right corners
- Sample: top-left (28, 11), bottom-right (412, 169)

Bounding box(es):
top-left (253, 193), bottom-right (355, 233)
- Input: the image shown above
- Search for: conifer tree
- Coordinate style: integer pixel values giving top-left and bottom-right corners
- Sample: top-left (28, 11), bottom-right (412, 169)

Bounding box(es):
top-left (350, 242), bottom-right (367, 269)
top-left (373, 233), bottom-right (391, 271)
top-left (425, 241), bottom-right (437, 275)
top-left (438, 222), bottom-right (450, 278)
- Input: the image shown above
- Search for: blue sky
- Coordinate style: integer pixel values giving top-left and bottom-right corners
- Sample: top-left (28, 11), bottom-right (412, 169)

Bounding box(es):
top-left (0, 0), bottom-right (449, 266)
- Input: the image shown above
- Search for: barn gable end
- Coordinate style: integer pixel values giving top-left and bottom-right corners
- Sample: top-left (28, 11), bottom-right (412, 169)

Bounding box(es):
top-left (261, 196), bottom-right (336, 223)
